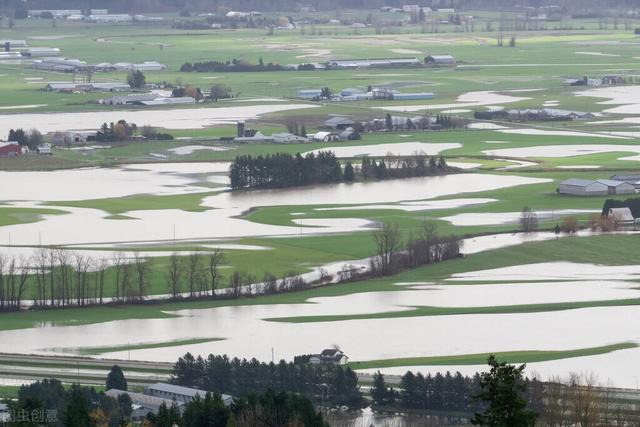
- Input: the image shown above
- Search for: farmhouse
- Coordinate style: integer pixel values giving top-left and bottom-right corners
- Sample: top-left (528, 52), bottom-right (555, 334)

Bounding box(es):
top-left (596, 179), bottom-right (635, 195)
top-left (557, 179), bottom-right (608, 196)
top-left (309, 349), bottom-right (349, 365)
top-left (145, 383), bottom-right (233, 406)
top-left (425, 55), bottom-right (456, 66)
top-left (0, 142), bottom-right (22, 157)
top-left (324, 116), bottom-right (355, 130)
top-left (52, 131), bottom-right (98, 145)
top-left (608, 207), bottom-right (636, 229)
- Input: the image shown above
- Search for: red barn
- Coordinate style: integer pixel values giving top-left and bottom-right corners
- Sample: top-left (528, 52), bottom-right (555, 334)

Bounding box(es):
top-left (0, 142), bottom-right (22, 157)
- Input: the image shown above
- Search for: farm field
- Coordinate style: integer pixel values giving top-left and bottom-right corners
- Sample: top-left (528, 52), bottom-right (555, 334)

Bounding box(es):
top-left (2, 10), bottom-right (640, 394)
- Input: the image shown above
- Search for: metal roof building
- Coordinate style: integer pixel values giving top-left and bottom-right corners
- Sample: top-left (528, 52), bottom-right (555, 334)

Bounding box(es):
top-left (557, 179), bottom-right (608, 196)
top-left (327, 57), bottom-right (421, 69)
top-left (425, 54), bottom-right (456, 66)
top-left (324, 116), bottom-right (355, 129)
top-left (596, 179), bottom-right (636, 195)
top-left (145, 383), bottom-right (233, 406)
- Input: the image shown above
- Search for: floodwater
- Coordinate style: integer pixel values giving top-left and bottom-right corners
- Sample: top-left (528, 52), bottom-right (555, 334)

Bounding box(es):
top-left (484, 144), bottom-right (640, 161)
top-left (442, 209), bottom-right (597, 226)
top-left (2, 271), bottom-right (640, 387)
top-left (576, 85), bottom-right (640, 114)
top-left (378, 90), bottom-right (531, 112)
top-left (496, 128), bottom-right (625, 139)
top-left (0, 103), bottom-right (318, 136)
top-left (167, 145), bottom-right (232, 155)
top-left (304, 142), bottom-right (461, 158)
top-left (0, 173), bottom-right (548, 247)
top-left (315, 198), bottom-right (497, 213)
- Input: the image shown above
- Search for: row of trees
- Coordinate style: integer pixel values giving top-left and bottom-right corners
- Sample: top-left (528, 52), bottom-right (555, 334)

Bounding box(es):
top-left (8, 379), bottom-right (132, 427)
top-left (151, 390), bottom-right (328, 427)
top-left (172, 353), bottom-right (363, 407)
top-left (229, 152), bottom-right (343, 189)
top-left (374, 364), bottom-right (640, 425)
top-left (7, 128), bottom-right (43, 149)
top-left (96, 120), bottom-right (138, 142)
top-left (229, 152), bottom-right (452, 190)
top-left (171, 352), bottom-right (363, 407)
top-left (372, 221), bottom-right (462, 276)
top-left (181, 58), bottom-right (285, 73)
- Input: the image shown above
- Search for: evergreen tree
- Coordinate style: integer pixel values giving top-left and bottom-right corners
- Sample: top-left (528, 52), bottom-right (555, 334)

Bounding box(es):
top-left (106, 365), bottom-right (127, 391)
top-left (471, 356), bottom-right (537, 426)
top-left (64, 386), bottom-right (91, 427)
top-left (126, 70), bottom-right (146, 89)
top-left (371, 371), bottom-right (390, 406)
top-left (385, 113), bottom-right (393, 131)
top-left (344, 162), bottom-right (355, 181)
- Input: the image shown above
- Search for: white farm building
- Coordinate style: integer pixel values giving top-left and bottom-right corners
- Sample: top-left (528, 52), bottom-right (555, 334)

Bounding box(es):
top-left (557, 179), bottom-right (608, 196)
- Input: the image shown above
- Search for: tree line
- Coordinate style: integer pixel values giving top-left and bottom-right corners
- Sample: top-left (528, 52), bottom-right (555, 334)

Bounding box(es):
top-left (171, 352), bottom-right (363, 408)
top-left (8, 379), bottom-right (132, 427)
top-left (372, 221), bottom-right (462, 276)
top-left (96, 120), bottom-right (137, 142)
top-left (7, 128), bottom-right (43, 149)
top-left (181, 58), bottom-right (285, 73)
top-left (229, 151), bottom-right (453, 190)
top-left (150, 390), bottom-right (328, 427)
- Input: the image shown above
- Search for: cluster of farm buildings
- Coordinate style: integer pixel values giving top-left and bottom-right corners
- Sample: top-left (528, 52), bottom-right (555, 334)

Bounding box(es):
top-left (22, 9), bottom-right (163, 23)
top-left (558, 176), bottom-right (640, 196)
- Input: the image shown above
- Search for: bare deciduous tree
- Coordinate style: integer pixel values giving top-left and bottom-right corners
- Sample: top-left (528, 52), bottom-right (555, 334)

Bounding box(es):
top-left (372, 222), bottom-right (402, 275)
top-left (167, 252), bottom-right (184, 299)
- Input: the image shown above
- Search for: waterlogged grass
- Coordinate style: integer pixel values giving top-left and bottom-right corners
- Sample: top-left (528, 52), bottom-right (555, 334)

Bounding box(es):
top-left (49, 192), bottom-right (214, 215)
top-left (348, 343), bottom-right (639, 369)
top-left (70, 337), bottom-right (224, 355)
top-left (265, 298), bottom-right (640, 323)
top-left (2, 233), bottom-right (640, 331)
top-left (0, 206), bottom-right (67, 227)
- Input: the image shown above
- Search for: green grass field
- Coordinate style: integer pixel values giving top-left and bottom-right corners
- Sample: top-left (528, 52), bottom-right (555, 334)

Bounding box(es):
top-left (348, 343), bottom-right (638, 369)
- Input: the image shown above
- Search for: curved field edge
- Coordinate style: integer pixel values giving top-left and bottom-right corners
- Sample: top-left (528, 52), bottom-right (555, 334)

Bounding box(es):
top-left (0, 207), bottom-right (67, 227)
top-left (1, 233), bottom-right (639, 331)
top-left (264, 298), bottom-right (640, 323)
top-left (58, 337), bottom-right (225, 356)
top-left (348, 343), bottom-right (639, 370)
